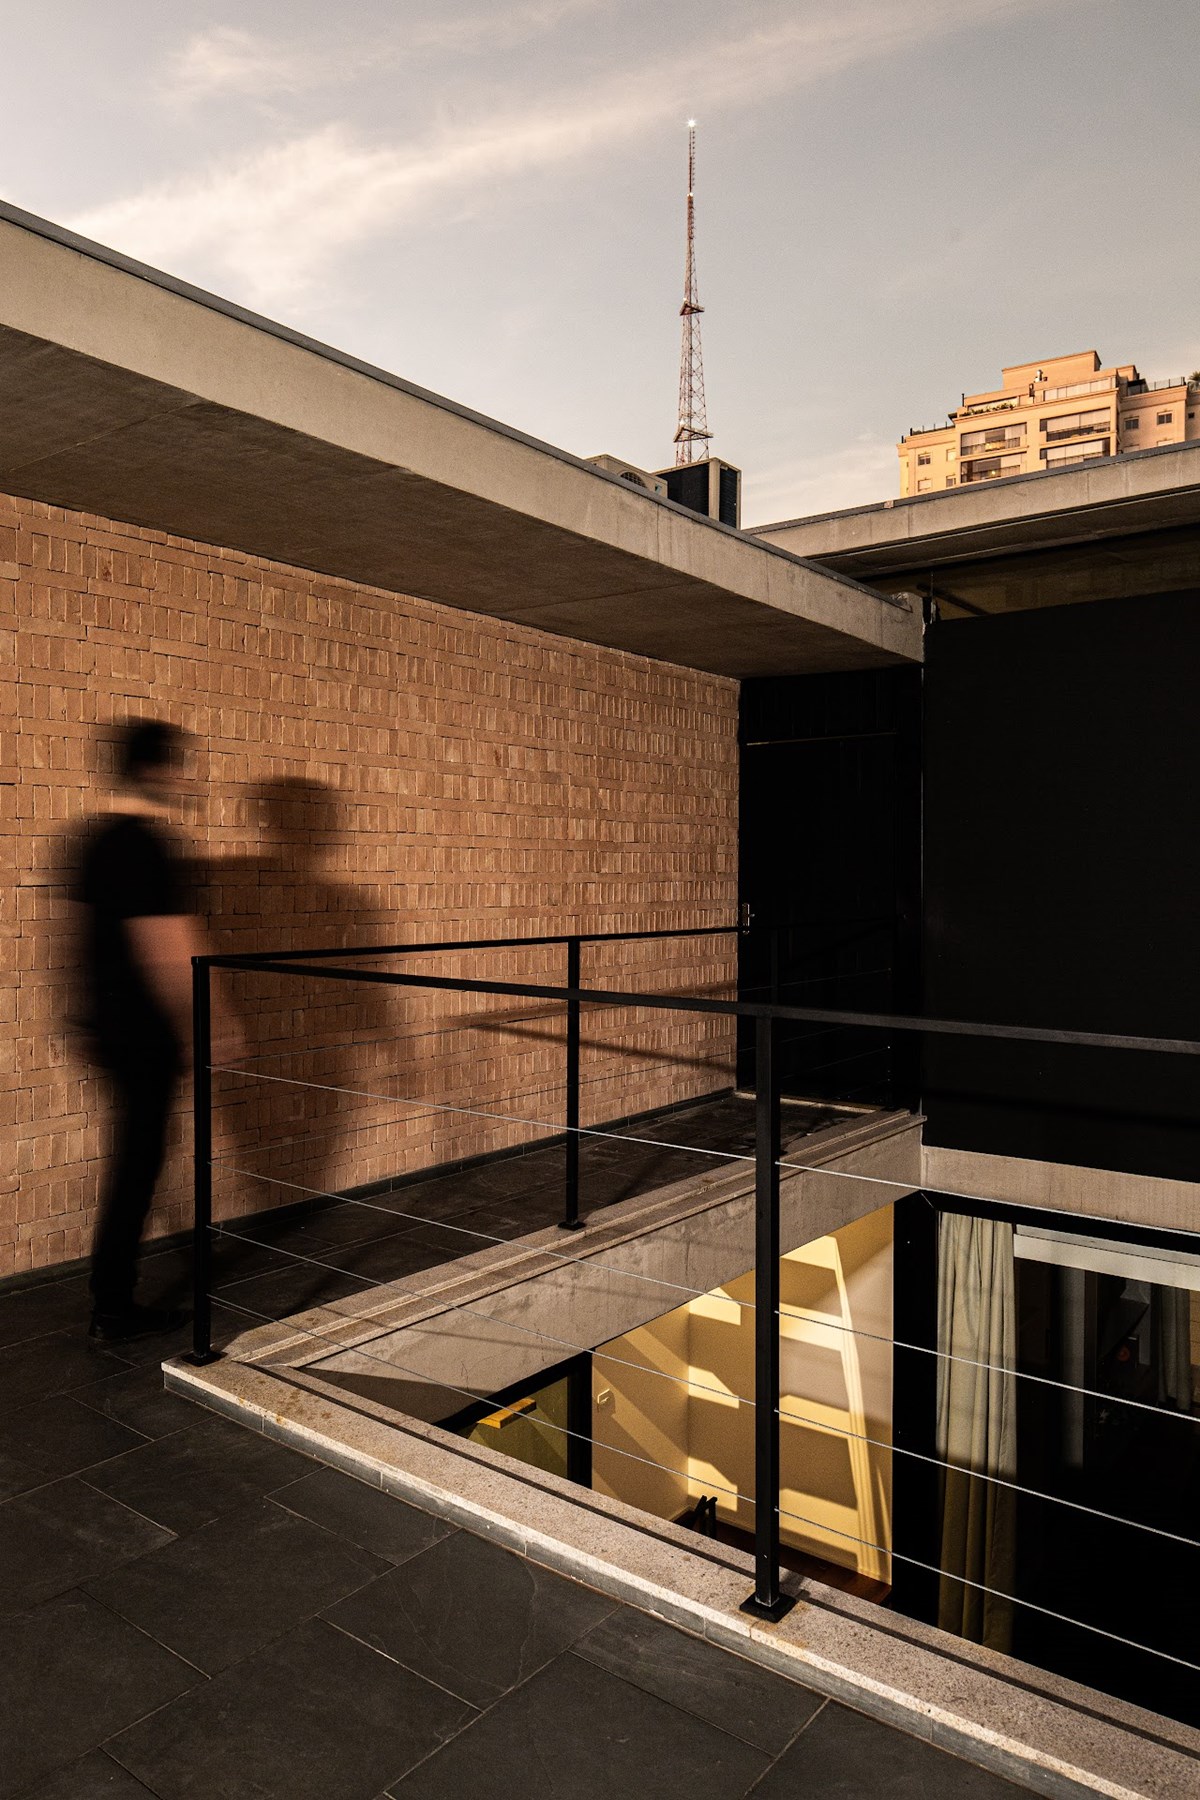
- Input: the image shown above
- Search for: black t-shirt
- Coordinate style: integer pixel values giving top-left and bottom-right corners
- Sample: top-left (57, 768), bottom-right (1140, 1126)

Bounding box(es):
top-left (74, 813), bottom-right (189, 1050)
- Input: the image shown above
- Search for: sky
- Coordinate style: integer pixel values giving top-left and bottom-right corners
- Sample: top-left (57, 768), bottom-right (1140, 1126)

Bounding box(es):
top-left (2, 0), bottom-right (1198, 524)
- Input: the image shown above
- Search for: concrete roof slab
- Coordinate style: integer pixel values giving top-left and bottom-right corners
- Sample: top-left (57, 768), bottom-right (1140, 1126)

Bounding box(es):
top-left (0, 205), bottom-right (921, 678)
top-left (755, 442), bottom-right (1200, 578)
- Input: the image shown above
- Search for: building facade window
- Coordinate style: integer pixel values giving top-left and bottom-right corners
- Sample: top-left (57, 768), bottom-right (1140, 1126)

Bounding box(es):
top-left (1043, 377), bottom-right (1112, 402)
top-left (1157, 411), bottom-right (1173, 426)
top-left (917, 478), bottom-right (932, 492)
top-left (946, 476), bottom-right (956, 487)
top-left (1040, 438), bottom-right (1109, 467)
top-left (1124, 417), bottom-right (1140, 430)
top-left (1040, 407), bottom-right (1110, 442)
top-left (960, 426), bottom-right (1025, 454)
top-left (960, 452), bottom-right (1024, 483)
top-left (917, 452), bottom-right (931, 466)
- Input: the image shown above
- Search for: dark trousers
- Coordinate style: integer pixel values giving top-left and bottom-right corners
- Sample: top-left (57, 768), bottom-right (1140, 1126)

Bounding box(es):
top-left (91, 1043), bottom-right (181, 1313)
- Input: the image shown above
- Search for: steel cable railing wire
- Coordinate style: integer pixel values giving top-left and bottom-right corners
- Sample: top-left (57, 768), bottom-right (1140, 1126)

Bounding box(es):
top-left (207, 1211), bottom-right (1200, 1556)
top-left (214, 1141), bottom-right (1200, 1435)
top-left (206, 1059), bottom-right (741, 1169)
top-left (205, 1063), bottom-right (1200, 1434)
top-left (191, 940), bottom-right (1200, 1665)
top-left (203, 1279), bottom-right (1200, 1679)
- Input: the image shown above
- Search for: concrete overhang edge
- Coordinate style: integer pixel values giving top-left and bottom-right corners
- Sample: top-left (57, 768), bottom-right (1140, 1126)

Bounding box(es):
top-left (751, 441), bottom-right (1200, 571)
top-left (0, 201), bottom-right (921, 670)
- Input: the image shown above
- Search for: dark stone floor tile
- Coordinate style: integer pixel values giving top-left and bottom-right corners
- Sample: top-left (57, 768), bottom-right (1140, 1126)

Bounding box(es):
top-left (212, 1259), bottom-right (367, 1329)
top-left (17, 1747), bottom-right (161, 1799)
top-left (0, 1590), bottom-right (198, 1799)
top-left (139, 1236), bottom-right (291, 1299)
top-left (73, 1364), bottom-right (203, 1440)
top-left (0, 1477), bottom-right (174, 1615)
top-left (0, 1598), bottom-right (197, 1792)
top-left (0, 1446), bottom-right (44, 1504)
top-left (208, 1236), bottom-right (294, 1286)
top-left (321, 1224), bottom-right (472, 1285)
top-left (0, 1275), bottom-right (91, 1350)
top-left (109, 1616), bottom-right (472, 1800)
top-left (86, 1497), bottom-right (386, 1674)
top-left (444, 1191), bottom-right (582, 1244)
top-left (574, 1608), bottom-right (823, 1754)
top-left (388, 1650), bottom-right (768, 1799)
top-left (751, 1701), bottom-right (1030, 1797)
top-left (94, 1313), bottom-right (199, 1369)
top-left (324, 1530), bottom-right (615, 1707)
top-left (0, 1392), bottom-right (146, 1487)
top-left (270, 1465), bottom-right (455, 1564)
top-left (0, 1331), bottom-right (131, 1415)
top-left (361, 1181), bottom-right (473, 1225)
top-left (235, 1201), bottom-right (410, 1257)
top-left (83, 1414), bottom-right (310, 1535)
top-left (368, 1165), bottom-right (532, 1223)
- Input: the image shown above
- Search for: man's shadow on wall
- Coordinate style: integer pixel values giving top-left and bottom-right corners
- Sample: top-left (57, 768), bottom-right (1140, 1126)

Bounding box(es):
top-left (200, 778), bottom-right (402, 1316)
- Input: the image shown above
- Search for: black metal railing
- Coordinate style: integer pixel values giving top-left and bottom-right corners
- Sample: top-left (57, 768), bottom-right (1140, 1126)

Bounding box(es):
top-left (188, 930), bottom-right (1200, 1626)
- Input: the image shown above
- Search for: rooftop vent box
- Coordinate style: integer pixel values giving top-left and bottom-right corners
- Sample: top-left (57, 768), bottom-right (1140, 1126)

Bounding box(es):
top-left (586, 455), bottom-right (668, 496)
top-left (652, 457), bottom-right (742, 528)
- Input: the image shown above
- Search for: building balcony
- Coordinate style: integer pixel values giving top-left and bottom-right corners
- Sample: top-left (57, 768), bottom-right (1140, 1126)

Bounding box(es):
top-left (960, 434), bottom-right (1026, 456)
top-left (960, 458), bottom-right (1025, 483)
top-left (957, 396), bottom-right (1022, 418)
top-left (1042, 377), bottom-right (1115, 402)
top-left (1042, 420), bottom-right (1112, 443)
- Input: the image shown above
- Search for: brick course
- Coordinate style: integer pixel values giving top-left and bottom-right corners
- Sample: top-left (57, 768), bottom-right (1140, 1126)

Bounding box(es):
top-left (2, 492), bottom-right (739, 1280)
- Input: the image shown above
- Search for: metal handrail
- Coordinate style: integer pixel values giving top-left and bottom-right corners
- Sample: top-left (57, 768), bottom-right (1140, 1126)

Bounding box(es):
top-left (205, 921), bottom-right (739, 965)
top-left (188, 930), bottom-right (1200, 1624)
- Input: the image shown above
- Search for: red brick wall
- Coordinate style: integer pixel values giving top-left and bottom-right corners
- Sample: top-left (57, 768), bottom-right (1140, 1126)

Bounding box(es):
top-left (1, 492), bottom-right (739, 1280)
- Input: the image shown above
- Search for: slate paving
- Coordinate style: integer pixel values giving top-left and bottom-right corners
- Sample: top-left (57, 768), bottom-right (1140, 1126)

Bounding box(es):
top-left (0, 1108), bottom-right (1037, 1797)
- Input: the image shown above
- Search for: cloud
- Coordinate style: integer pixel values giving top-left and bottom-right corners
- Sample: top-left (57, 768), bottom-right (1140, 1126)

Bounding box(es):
top-left (407, 0), bottom-right (609, 54)
top-left (743, 437), bottom-right (899, 526)
top-left (167, 26), bottom-right (323, 102)
top-left (76, 0), bottom-right (1063, 307)
top-left (168, 4), bottom-right (607, 103)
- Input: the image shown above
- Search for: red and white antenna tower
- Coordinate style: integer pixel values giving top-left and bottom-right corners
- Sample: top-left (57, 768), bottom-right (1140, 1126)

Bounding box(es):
top-left (673, 120), bottom-right (712, 466)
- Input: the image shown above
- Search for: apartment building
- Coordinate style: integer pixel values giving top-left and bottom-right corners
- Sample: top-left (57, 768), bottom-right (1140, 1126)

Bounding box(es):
top-left (898, 348), bottom-right (1200, 496)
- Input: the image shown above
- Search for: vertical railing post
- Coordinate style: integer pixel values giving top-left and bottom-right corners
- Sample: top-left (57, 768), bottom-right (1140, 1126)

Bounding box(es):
top-left (560, 936), bottom-right (583, 1231)
top-left (742, 1010), bottom-right (794, 1620)
top-left (190, 957), bottom-right (218, 1365)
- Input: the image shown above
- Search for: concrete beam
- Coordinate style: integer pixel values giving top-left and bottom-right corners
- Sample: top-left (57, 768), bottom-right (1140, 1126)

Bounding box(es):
top-left (0, 204), bottom-right (920, 678)
top-left (753, 442), bottom-right (1200, 579)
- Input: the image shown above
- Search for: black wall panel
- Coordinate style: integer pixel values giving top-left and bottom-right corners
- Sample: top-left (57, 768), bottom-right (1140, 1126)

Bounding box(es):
top-left (922, 589), bottom-right (1200, 1179)
top-left (739, 668), bottom-right (922, 1105)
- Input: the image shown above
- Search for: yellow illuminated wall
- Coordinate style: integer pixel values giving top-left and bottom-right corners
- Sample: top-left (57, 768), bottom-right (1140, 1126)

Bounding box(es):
top-left (592, 1204), bottom-right (893, 1581)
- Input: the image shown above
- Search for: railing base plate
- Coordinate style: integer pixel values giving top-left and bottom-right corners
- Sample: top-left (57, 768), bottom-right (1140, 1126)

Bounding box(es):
top-left (557, 1219), bottom-right (585, 1232)
top-left (187, 1350), bottom-right (224, 1367)
top-left (740, 1592), bottom-right (797, 1623)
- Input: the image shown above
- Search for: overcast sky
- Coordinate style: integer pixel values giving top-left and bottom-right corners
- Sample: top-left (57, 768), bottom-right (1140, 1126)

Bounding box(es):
top-left (3, 0), bottom-right (1198, 523)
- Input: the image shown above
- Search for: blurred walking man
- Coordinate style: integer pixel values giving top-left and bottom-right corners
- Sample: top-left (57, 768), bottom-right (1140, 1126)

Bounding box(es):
top-left (75, 719), bottom-right (230, 1342)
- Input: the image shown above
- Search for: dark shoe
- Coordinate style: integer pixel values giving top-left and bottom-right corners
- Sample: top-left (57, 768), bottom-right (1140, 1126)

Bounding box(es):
top-left (89, 1303), bottom-right (190, 1344)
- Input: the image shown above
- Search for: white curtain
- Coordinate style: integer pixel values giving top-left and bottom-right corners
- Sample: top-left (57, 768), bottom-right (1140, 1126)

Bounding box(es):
top-left (936, 1212), bottom-right (1017, 1652)
top-left (1155, 1289), bottom-right (1195, 1414)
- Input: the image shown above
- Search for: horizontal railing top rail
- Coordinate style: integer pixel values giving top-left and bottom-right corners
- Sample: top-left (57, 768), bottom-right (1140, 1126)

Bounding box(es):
top-left (204, 922), bottom-right (739, 966)
top-left (198, 951), bottom-right (1200, 1059)
top-left (189, 923), bottom-right (1200, 1638)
